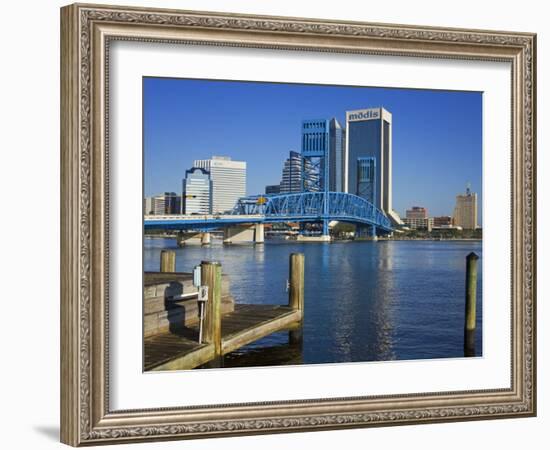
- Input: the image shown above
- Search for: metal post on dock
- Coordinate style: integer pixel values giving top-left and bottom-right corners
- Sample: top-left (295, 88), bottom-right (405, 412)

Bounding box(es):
top-left (289, 253), bottom-right (305, 313)
top-left (464, 252), bottom-right (479, 357)
top-left (160, 250), bottom-right (176, 273)
top-left (201, 261), bottom-right (222, 356)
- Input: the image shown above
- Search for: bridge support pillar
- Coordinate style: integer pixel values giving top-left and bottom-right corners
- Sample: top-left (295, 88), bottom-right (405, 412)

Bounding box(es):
top-left (355, 225), bottom-right (378, 241)
top-left (223, 227), bottom-right (231, 244)
top-left (370, 225), bottom-right (378, 241)
top-left (254, 223), bottom-right (265, 243)
top-left (201, 232), bottom-right (211, 245)
top-left (322, 220), bottom-right (329, 238)
top-left (177, 231), bottom-right (202, 246)
top-left (223, 225), bottom-right (255, 244)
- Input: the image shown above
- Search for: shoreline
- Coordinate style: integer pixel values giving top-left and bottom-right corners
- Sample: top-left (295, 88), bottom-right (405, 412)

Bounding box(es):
top-left (144, 235), bottom-right (482, 243)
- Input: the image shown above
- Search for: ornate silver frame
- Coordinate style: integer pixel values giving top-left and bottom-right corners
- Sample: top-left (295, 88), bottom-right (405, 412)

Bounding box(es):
top-left (60, 3), bottom-right (536, 446)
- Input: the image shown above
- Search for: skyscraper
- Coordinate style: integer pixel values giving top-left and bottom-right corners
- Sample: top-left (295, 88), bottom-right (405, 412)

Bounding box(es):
top-left (356, 156), bottom-right (376, 204)
top-left (345, 107), bottom-right (402, 225)
top-left (329, 118), bottom-right (346, 192)
top-left (300, 118), bottom-right (346, 193)
top-left (453, 185), bottom-right (479, 230)
top-left (301, 120), bottom-right (328, 193)
top-left (280, 151), bottom-right (304, 193)
top-left (182, 167), bottom-right (212, 214)
top-left (193, 156), bottom-right (246, 213)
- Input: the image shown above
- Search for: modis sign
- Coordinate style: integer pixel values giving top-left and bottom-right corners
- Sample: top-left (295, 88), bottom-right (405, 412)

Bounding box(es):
top-left (347, 108), bottom-right (380, 121)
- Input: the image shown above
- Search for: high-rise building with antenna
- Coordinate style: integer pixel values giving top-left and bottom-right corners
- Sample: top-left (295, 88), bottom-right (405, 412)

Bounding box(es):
top-left (453, 184), bottom-right (479, 230)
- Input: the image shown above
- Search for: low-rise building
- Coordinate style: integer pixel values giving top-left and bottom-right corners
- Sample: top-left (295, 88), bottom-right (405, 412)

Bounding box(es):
top-left (406, 206), bottom-right (428, 220)
top-left (433, 215), bottom-right (453, 228)
top-left (144, 192), bottom-right (181, 215)
top-left (403, 217), bottom-right (434, 231)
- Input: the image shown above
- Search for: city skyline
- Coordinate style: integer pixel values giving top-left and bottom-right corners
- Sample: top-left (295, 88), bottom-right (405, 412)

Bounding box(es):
top-left (144, 77), bottom-right (482, 221)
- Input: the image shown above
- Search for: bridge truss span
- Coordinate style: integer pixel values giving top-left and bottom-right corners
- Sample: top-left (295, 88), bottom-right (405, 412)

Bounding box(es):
top-left (144, 192), bottom-right (393, 235)
top-left (232, 191), bottom-right (393, 232)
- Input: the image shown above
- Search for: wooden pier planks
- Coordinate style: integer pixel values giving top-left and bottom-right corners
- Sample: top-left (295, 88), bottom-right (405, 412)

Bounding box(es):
top-left (221, 305), bottom-right (301, 355)
top-left (144, 304), bottom-right (302, 371)
top-left (144, 334), bottom-right (214, 371)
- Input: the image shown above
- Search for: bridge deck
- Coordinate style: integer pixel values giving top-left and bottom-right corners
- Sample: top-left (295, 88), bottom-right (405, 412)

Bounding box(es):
top-left (144, 304), bottom-right (302, 371)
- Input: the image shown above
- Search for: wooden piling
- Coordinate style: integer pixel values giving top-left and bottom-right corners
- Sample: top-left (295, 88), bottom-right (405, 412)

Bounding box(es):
top-left (160, 250), bottom-right (176, 273)
top-left (464, 252), bottom-right (479, 357)
top-left (201, 261), bottom-right (222, 356)
top-left (289, 253), bottom-right (305, 312)
top-left (289, 327), bottom-right (303, 346)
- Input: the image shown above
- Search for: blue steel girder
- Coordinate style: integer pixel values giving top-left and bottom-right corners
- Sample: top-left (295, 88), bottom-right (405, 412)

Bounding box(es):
top-left (232, 192), bottom-right (393, 232)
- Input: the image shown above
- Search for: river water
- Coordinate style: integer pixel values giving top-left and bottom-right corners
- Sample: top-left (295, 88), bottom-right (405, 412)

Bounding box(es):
top-left (144, 238), bottom-right (482, 368)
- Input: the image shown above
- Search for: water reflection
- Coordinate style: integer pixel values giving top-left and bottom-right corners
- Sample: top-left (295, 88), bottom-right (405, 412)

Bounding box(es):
top-left (216, 330), bottom-right (303, 368)
top-left (144, 238), bottom-right (483, 367)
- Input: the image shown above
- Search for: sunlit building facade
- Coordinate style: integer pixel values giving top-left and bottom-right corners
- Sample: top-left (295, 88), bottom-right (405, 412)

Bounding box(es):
top-left (453, 186), bottom-right (479, 230)
top-left (144, 192), bottom-right (181, 215)
top-left (182, 167), bottom-right (212, 214)
top-left (193, 156), bottom-right (246, 213)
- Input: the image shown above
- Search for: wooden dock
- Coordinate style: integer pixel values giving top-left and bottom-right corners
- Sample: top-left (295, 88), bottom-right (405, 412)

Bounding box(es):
top-left (144, 253), bottom-right (305, 371)
top-left (144, 304), bottom-right (301, 371)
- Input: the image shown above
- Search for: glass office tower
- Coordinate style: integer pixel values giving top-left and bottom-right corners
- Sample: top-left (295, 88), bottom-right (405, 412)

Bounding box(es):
top-left (301, 118), bottom-right (345, 193)
top-left (345, 107), bottom-right (402, 225)
top-left (182, 167), bottom-right (212, 214)
top-left (280, 150), bottom-right (305, 193)
top-left (329, 118), bottom-right (346, 192)
top-left (301, 119), bottom-right (329, 193)
top-left (356, 156), bottom-right (376, 204)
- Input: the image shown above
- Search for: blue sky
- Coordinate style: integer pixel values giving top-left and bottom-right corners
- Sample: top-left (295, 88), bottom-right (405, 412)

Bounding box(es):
top-left (143, 77), bottom-right (482, 220)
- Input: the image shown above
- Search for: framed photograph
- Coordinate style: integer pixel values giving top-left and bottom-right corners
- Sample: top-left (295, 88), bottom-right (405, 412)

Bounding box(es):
top-left (60, 3), bottom-right (536, 446)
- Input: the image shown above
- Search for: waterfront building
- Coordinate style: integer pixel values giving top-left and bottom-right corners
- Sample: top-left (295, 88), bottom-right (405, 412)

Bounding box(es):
top-left (280, 151), bottom-right (305, 193)
top-left (403, 217), bottom-right (434, 231)
top-left (152, 196), bottom-right (164, 215)
top-left (182, 167), bottom-right (212, 214)
top-left (144, 195), bottom-right (161, 215)
top-left (193, 156), bottom-right (246, 213)
top-left (145, 192), bottom-right (181, 215)
top-left (404, 206), bottom-right (431, 230)
top-left (345, 107), bottom-right (402, 225)
top-left (406, 206), bottom-right (428, 220)
top-left (265, 184), bottom-right (281, 195)
top-left (433, 216), bottom-right (453, 228)
top-left (453, 185), bottom-right (479, 230)
top-left (164, 192), bottom-right (182, 215)
top-left (144, 197), bottom-right (155, 215)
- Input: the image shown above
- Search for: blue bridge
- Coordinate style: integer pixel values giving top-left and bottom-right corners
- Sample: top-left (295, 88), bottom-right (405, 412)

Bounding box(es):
top-left (145, 192), bottom-right (393, 243)
top-left (232, 192), bottom-right (392, 232)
